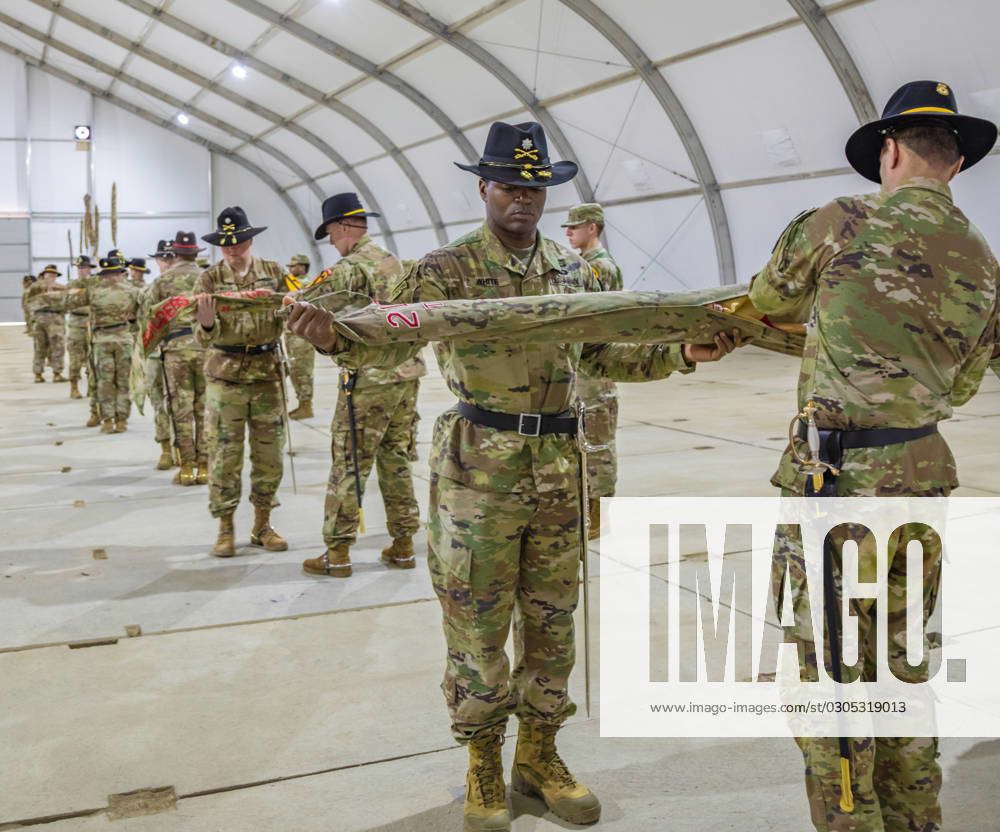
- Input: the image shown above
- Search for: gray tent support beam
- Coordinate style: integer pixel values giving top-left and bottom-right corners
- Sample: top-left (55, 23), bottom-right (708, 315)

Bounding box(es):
top-left (558, 0), bottom-right (737, 285)
top-left (0, 41), bottom-right (322, 267)
top-left (376, 0), bottom-right (594, 203)
top-left (117, 0), bottom-right (448, 246)
top-left (28, 0), bottom-right (397, 254)
top-left (787, 0), bottom-right (878, 124)
top-left (0, 12), bottom-right (325, 207)
top-left (233, 0), bottom-right (479, 168)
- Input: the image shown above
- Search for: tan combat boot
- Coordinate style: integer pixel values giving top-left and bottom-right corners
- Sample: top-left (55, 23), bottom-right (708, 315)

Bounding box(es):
top-left (381, 537), bottom-right (416, 569)
top-left (52, 371), bottom-right (67, 383)
top-left (288, 400), bottom-right (313, 420)
top-left (156, 441), bottom-right (174, 470)
top-left (250, 505), bottom-right (287, 551)
top-left (34, 373), bottom-right (44, 383)
top-left (302, 544), bottom-right (351, 577)
top-left (113, 419), bottom-right (128, 433)
top-left (86, 412), bottom-right (101, 427)
top-left (100, 419), bottom-right (115, 434)
top-left (69, 379), bottom-right (82, 399)
top-left (587, 498), bottom-right (601, 541)
top-left (511, 723), bottom-right (600, 825)
top-left (211, 514), bottom-right (236, 558)
top-left (173, 461), bottom-right (197, 486)
top-left (464, 733), bottom-right (510, 832)
top-left (196, 458), bottom-right (208, 485)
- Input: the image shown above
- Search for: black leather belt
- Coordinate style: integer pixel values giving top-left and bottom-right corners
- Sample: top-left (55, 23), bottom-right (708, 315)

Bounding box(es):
top-left (796, 421), bottom-right (938, 456)
top-left (93, 321), bottom-right (127, 331)
top-left (36, 308), bottom-right (59, 314)
top-left (213, 342), bottom-right (277, 356)
top-left (796, 421), bottom-right (938, 497)
top-left (69, 311), bottom-right (88, 317)
top-left (456, 401), bottom-right (577, 437)
top-left (163, 327), bottom-right (193, 344)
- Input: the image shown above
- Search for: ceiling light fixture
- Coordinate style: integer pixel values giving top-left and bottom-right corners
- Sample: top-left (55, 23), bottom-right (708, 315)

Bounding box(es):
top-left (176, 112), bottom-right (190, 125)
top-left (231, 64), bottom-right (248, 80)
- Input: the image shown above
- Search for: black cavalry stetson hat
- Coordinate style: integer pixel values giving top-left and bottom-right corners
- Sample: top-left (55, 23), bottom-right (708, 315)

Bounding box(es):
top-left (169, 230), bottom-right (205, 254)
top-left (314, 193), bottom-right (380, 240)
top-left (846, 80), bottom-right (998, 183)
top-left (202, 207), bottom-right (267, 247)
top-left (97, 250), bottom-right (128, 275)
top-left (149, 239), bottom-right (176, 258)
top-left (74, 254), bottom-right (94, 268)
top-left (128, 257), bottom-right (150, 273)
top-left (455, 121), bottom-right (578, 188)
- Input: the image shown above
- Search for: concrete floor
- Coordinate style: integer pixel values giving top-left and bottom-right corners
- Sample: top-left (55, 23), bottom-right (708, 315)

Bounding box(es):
top-left (2, 324), bottom-right (998, 830)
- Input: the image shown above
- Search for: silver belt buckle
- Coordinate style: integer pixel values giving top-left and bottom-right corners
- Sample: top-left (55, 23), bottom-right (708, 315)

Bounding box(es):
top-left (518, 413), bottom-right (542, 437)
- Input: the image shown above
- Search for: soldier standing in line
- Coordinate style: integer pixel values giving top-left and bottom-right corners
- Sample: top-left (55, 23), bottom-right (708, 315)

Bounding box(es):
top-left (127, 257), bottom-right (149, 289)
top-left (66, 251), bottom-right (140, 433)
top-left (749, 81), bottom-right (999, 832)
top-left (21, 274), bottom-right (36, 338)
top-left (562, 203), bottom-right (623, 538)
top-left (286, 122), bottom-right (745, 832)
top-left (194, 207), bottom-right (287, 558)
top-left (146, 232), bottom-right (209, 486)
top-left (25, 265), bottom-right (67, 383)
top-left (299, 193), bottom-right (425, 579)
top-left (145, 241), bottom-right (178, 470)
top-left (65, 256), bottom-right (95, 401)
top-left (282, 254), bottom-right (316, 420)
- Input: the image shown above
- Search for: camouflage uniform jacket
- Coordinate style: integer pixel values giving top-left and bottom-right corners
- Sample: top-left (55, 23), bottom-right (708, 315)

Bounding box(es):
top-left (145, 260), bottom-right (203, 353)
top-left (67, 279), bottom-right (140, 344)
top-left (24, 280), bottom-right (67, 318)
top-left (749, 177), bottom-right (1000, 495)
top-left (577, 246), bottom-right (624, 401)
top-left (66, 276), bottom-right (92, 320)
top-left (310, 235), bottom-right (426, 390)
top-left (194, 257), bottom-right (284, 383)
top-left (330, 222), bottom-right (693, 493)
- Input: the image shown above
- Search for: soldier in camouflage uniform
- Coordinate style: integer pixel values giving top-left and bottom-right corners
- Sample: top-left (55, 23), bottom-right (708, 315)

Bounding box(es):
top-left (147, 233), bottom-right (209, 486)
top-left (145, 241), bottom-right (178, 468)
top-left (298, 194), bottom-right (424, 578)
top-left (286, 123), bottom-right (744, 832)
top-left (280, 254), bottom-right (316, 419)
top-left (749, 81), bottom-right (1000, 832)
top-left (21, 274), bottom-right (36, 336)
top-left (195, 207), bottom-right (287, 558)
top-left (65, 255), bottom-right (94, 401)
top-left (66, 252), bottom-right (140, 433)
top-left (128, 257), bottom-right (149, 289)
top-left (562, 203), bottom-right (623, 539)
top-left (25, 265), bottom-right (67, 383)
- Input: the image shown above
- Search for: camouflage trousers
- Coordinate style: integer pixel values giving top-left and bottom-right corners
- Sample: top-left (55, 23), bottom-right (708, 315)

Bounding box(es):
top-left (32, 312), bottom-right (65, 375)
top-left (324, 378), bottom-right (421, 547)
top-left (65, 315), bottom-right (90, 382)
top-left (163, 348), bottom-right (207, 463)
top-left (144, 356), bottom-right (171, 444)
top-left (93, 339), bottom-right (132, 421)
top-left (581, 391), bottom-right (618, 498)
top-left (428, 471), bottom-right (581, 744)
top-left (285, 333), bottom-right (315, 405)
top-left (776, 489), bottom-right (944, 832)
top-left (204, 377), bottom-right (285, 518)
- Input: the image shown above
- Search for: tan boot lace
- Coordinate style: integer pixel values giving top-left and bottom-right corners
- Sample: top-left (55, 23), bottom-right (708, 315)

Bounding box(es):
top-left (472, 736), bottom-right (505, 805)
top-left (540, 731), bottom-right (577, 789)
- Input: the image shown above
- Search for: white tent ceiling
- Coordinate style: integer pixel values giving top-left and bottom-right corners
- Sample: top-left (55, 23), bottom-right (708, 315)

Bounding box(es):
top-left (2, 0), bottom-right (1000, 287)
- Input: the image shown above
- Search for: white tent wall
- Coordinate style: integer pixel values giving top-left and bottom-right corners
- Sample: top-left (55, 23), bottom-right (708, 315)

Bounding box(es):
top-left (211, 153), bottom-right (313, 268)
top-left (0, 50), bottom-right (29, 321)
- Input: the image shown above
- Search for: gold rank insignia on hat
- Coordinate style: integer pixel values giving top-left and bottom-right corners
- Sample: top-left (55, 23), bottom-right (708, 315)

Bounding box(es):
top-left (937, 83), bottom-right (950, 96)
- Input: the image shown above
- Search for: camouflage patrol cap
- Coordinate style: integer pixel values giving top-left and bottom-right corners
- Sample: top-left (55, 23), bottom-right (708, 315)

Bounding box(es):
top-left (286, 254), bottom-right (310, 268)
top-left (560, 203), bottom-right (604, 227)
